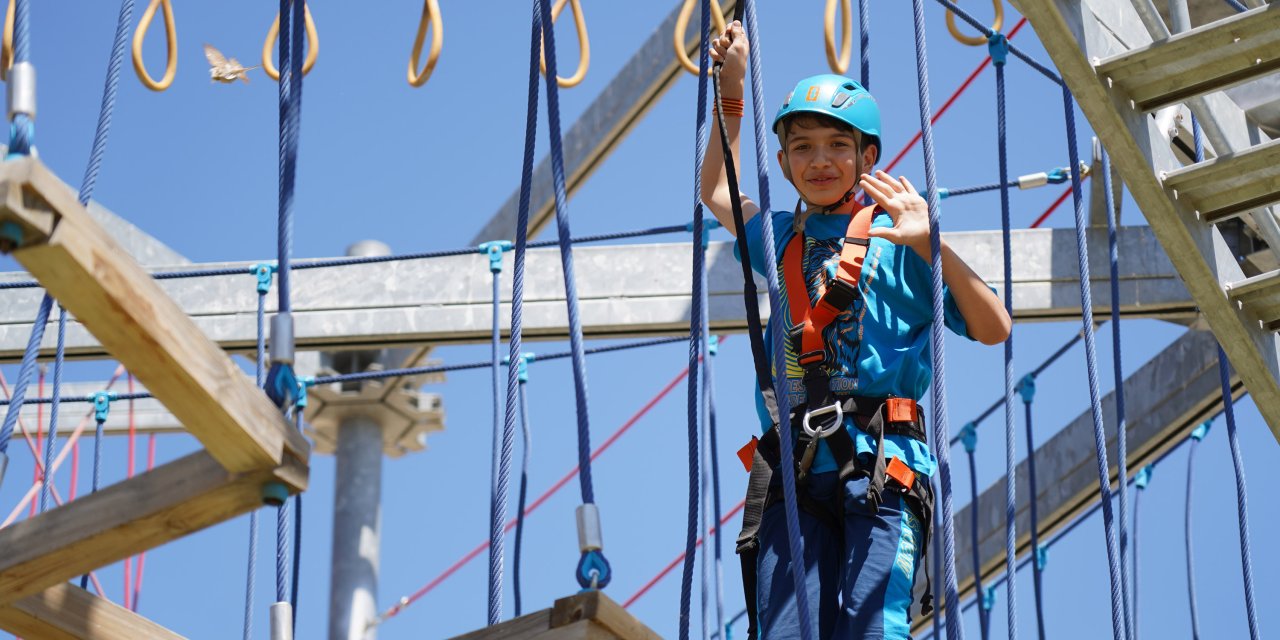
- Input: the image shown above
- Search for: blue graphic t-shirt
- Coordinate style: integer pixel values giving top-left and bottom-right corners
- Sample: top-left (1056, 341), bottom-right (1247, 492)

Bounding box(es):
top-left (734, 208), bottom-right (978, 476)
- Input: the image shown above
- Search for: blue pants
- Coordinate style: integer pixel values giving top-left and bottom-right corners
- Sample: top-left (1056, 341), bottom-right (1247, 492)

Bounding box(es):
top-left (756, 471), bottom-right (924, 640)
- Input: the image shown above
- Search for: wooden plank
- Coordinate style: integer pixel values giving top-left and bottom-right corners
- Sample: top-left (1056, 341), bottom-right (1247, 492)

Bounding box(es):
top-left (1094, 3), bottom-right (1280, 111)
top-left (448, 592), bottom-right (658, 640)
top-left (0, 157), bottom-right (308, 472)
top-left (1162, 137), bottom-right (1280, 222)
top-left (0, 449), bottom-right (306, 606)
top-left (0, 583), bottom-right (187, 640)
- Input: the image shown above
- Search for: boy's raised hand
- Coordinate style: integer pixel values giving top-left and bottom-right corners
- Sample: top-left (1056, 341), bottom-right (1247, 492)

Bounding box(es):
top-left (709, 20), bottom-right (748, 87)
top-left (861, 170), bottom-right (933, 255)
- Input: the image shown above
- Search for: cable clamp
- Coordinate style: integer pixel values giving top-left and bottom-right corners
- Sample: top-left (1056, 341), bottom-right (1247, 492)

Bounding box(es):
top-left (987, 33), bottom-right (1009, 67)
top-left (708, 335), bottom-right (720, 356)
top-left (1018, 373), bottom-right (1036, 404)
top-left (477, 240), bottom-right (514, 273)
top-left (1134, 464), bottom-right (1153, 490)
top-left (575, 503), bottom-right (611, 589)
top-left (250, 263), bottom-right (279, 294)
top-left (1190, 420), bottom-right (1211, 442)
top-left (1035, 545), bottom-right (1049, 571)
top-left (7, 62), bottom-right (36, 121)
top-left (89, 391), bottom-right (117, 424)
top-left (982, 585), bottom-right (997, 611)
top-left (937, 187), bottom-right (951, 200)
top-left (960, 421), bottom-right (978, 453)
top-left (516, 352), bottom-right (536, 383)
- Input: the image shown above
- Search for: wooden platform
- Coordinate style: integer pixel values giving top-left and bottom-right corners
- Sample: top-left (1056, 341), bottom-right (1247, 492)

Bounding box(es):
top-left (451, 591), bottom-right (661, 640)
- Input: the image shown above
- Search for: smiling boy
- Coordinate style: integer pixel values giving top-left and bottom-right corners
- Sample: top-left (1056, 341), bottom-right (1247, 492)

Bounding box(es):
top-left (701, 21), bottom-right (1010, 640)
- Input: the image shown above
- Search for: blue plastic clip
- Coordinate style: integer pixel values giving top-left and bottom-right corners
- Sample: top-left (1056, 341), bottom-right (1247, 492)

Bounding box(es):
top-left (982, 585), bottom-right (997, 611)
top-left (265, 363), bottom-right (299, 410)
top-left (708, 335), bottom-right (720, 356)
top-left (937, 187), bottom-right (951, 200)
top-left (477, 241), bottom-right (514, 274)
top-left (1045, 167), bottom-right (1070, 184)
top-left (1190, 420), bottom-right (1211, 441)
top-left (90, 391), bottom-right (115, 424)
top-left (250, 263), bottom-right (278, 295)
top-left (1019, 373), bottom-right (1037, 404)
top-left (987, 33), bottom-right (1009, 67)
top-left (0, 221), bottom-right (23, 249)
top-left (1134, 464), bottom-right (1154, 490)
top-left (576, 549), bottom-right (612, 590)
top-left (516, 352), bottom-right (536, 383)
top-left (295, 377), bottom-right (312, 409)
top-left (960, 422), bottom-right (978, 453)
top-left (686, 218), bottom-right (722, 249)
top-left (1035, 545), bottom-right (1049, 571)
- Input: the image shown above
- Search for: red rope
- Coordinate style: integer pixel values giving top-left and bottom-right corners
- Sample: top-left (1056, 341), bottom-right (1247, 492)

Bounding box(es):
top-left (1030, 173), bottom-right (1091, 229)
top-left (622, 498), bottom-right (746, 609)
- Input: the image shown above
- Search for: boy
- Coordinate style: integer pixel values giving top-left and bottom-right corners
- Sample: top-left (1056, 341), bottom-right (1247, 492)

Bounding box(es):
top-left (701, 21), bottom-right (1011, 640)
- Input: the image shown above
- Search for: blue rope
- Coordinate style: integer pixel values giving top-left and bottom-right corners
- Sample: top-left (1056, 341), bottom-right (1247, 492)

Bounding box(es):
top-left (291, 413), bottom-right (304, 633)
top-left (497, 0), bottom-right (542, 622)
top-left (487, 258), bottom-right (510, 621)
top-left (243, 289), bottom-right (269, 640)
top-left (538, 0), bottom-right (612, 594)
top-left (960, 425), bottom-right (988, 640)
top-left (0, 294), bottom-right (52, 455)
top-left (681, 1), bottom-right (711, 637)
top-left (1216, 347), bottom-right (1261, 640)
top-left (276, 0), bottom-right (304, 312)
top-left (928, 0), bottom-right (1062, 86)
top-left (741, 2), bottom-right (813, 637)
top-left (243, 511), bottom-right (259, 640)
top-left (6, 0), bottom-right (32, 157)
top-left (990, 33), bottom-right (1018, 640)
top-left (1101, 145), bottom-right (1133, 640)
top-left (1185, 425), bottom-right (1206, 640)
top-left (513, 372), bottom-right (532, 617)
top-left (1131, 467), bottom-right (1150, 640)
top-left (78, 0), bottom-right (135, 206)
top-left (858, 0), bottom-right (870, 89)
top-left (276, 490), bottom-right (291, 604)
top-left (932, 493), bottom-right (943, 639)
top-left (705, 336), bottom-right (726, 640)
top-left (908, 3), bottom-right (963, 637)
top-left (39, 307), bottom-right (67, 514)
top-left (1222, 0), bottom-right (1248, 11)
top-left (1021, 379), bottom-right (1046, 639)
top-left (80, 404), bottom-right (106, 590)
top-left (1061, 87), bottom-right (1128, 640)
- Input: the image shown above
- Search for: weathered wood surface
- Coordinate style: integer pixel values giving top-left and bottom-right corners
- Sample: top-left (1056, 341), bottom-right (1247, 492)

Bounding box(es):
top-left (0, 583), bottom-right (187, 639)
top-left (450, 592), bottom-right (660, 640)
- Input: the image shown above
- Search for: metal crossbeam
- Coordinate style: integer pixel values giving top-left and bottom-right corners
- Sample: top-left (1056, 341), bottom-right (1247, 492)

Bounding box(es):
top-left (0, 226), bottom-right (1192, 363)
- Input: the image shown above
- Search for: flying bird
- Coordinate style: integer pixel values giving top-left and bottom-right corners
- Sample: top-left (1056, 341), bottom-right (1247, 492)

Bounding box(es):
top-left (204, 44), bottom-right (257, 84)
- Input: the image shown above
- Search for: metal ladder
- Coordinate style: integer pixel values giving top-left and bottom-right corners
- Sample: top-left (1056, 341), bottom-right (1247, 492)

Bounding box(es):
top-left (1018, 0), bottom-right (1280, 440)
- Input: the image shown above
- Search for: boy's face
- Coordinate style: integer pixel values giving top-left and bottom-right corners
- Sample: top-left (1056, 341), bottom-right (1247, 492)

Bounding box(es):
top-left (776, 122), bottom-right (875, 208)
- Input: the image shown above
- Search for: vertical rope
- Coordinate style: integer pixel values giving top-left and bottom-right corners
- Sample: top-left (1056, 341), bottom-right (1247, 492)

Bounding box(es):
top-left (1216, 347), bottom-right (1260, 640)
top-left (7, 0), bottom-right (32, 156)
top-left (1061, 87), bottom-right (1128, 640)
top-left (1185, 429), bottom-right (1203, 640)
top-left (990, 34), bottom-right (1018, 640)
top-left (907, 2), bottom-right (963, 636)
top-left (276, 488), bottom-right (291, 603)
top-left (0, 296), bottom-right (52, 456)
top-left (487, 264), bottom-right (509, 622)
top-left (1022, 385), bottom-right (1046, 639)
top-left (513, 375), bottom-right (532, 616)
top-left (498, 0), bottom-right (542, 623)
top-left (961, 427), bottom-right (988, 640)
top-left (38, 307), bottom-right (66, 513)
top-left (276, 0), bottom-right (304, 312)
top-left (680, 0), bottom-right (711, 637)
top-left (1131, 471), bottom-right (1144, 640)
top-left (1101, 144), bottom-right (1133, 640)
top-left (291, 412), bottom-right (303, 634)
top-left (244, 290), bottom-right (268, 640)
top-left (705, 337), bottom-right (726, 640)
top-left (857, 0), bottom-right (869, 88)
top-left (741, 3), bottom-right (812, 637)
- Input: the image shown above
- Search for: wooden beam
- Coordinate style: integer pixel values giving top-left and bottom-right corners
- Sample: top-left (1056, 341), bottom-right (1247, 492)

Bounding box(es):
top-left (449, 592), bottom-right (659, 640)
top-left (0, 157), bottom-right (308, 472)
top-left (0, 449), bottom-right (305, 607)
top-left (0, 583), bottom-right (186, 640)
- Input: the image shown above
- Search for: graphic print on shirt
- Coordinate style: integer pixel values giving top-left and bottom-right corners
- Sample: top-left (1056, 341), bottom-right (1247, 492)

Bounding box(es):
top-left (781, 234), bottom-right (868, 404)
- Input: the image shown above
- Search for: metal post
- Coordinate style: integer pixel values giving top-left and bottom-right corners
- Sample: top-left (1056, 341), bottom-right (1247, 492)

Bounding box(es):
top-left (328, 413), bottom-right (383, 640)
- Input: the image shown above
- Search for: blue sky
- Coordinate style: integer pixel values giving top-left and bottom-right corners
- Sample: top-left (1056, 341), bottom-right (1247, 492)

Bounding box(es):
top-left (0, 1), bottom-right (1276, 638)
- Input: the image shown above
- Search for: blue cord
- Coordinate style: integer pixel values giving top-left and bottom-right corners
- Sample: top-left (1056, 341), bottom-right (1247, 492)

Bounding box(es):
top-left (742, 2), bottom-right (812, 637)
top-left (961, 426), bottom-right (989, 640)
top-left (0, 294), bottom-right (52, 455)
top-left (1062, 88), bottom-right (1128, 640)
top-left (680, 0), bottom-right (711, 637)
top-left (6, 0), bottom-right (32, 157)
top-left (244, 511), bottom-right (259, 640)
top-left (1101, 144), bottom-right (1133, 640)
top-left (1185, 429), bottom-right (1204, 640)
top-left (858, 0), bottom-right (870, 89)
top-left (39, 307), bottom-right (67, 514)
top-left (513, 373), bottom-right (532, 616)
top-left (486, 258), bottom-right (509, 621)
top-left (1222, 0), bottom-right (1249, 12)
top-left (1022, 379), bottom-right (1047, 639)
top-left (1216, 347), bottom-right (1261, 640)
top-left (908, 2), bottom-right (963, 637)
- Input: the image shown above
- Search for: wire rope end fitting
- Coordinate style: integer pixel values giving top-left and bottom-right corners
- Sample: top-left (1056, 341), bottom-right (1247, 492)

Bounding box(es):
top-left (708, 335), bottom-right (720, 356)
top-left (90, 391), bottom-right (115, 424)
top-left (7, 62), bottom-right (36, 123)
top-left (261, 481), bottom-right (290, 507)
top-left (1035, 545), bottom-right (1049, 571)
top-left (516, 352), bottom-right (536, 383)
top-left (250, 263), bottom-right (278, 295)
top-left (937, 187), bottom-right (951, 200)
top-left (982, 585), bottom-right (997, 611)
top-left (266, 312), bottom-right (299, 408)
top-left (987, 33), bottom-right (1009, 67)
top-left (269, 601), bottom-right (294, 640)
top-left (0, 221), bottom-right (23, 253)
top-left (1134, 464), bottom-right (1154, 490)
top-left (1190, 420), bottom-right (1211, 442)
top-left (1018, 373), bottom-right (1036, 404)
top-left (959, 421), bottom-right (978, 453)
top-left (575, 503), bottom-right (611, 589)
top-left (477, 240), bottom-right (514, 273)
top-left (270, 312), bottom-right (295, 366)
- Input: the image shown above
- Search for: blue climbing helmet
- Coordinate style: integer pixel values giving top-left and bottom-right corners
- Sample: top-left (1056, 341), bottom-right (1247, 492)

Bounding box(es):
top-left (772, 74), bottom-right (881, 162)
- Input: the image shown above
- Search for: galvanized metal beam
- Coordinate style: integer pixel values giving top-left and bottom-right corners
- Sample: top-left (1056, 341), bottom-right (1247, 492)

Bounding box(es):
top-left (0, 226), bottom-right (1192, 363)
top-left (469, 0), bottom-right (737, 244)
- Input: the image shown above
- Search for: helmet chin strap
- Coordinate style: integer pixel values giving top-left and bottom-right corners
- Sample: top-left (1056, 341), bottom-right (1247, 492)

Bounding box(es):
top-left (794, 156), bottom-right (866, 216)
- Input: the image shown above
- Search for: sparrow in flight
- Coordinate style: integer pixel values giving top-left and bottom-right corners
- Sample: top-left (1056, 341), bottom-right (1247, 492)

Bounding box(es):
top-left (204, 44), bottom-right (257, 84)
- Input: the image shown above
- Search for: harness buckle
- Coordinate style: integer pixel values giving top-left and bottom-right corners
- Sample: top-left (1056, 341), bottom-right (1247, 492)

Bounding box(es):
top-left (801, 401), bottom-right (844, 439)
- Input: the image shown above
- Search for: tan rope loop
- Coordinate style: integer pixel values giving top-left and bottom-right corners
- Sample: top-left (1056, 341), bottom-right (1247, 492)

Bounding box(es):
top-left (539, 0), bottom-right (590, 88)
top-left (945, 0), bottom-right (1003, 47)
top-left (408, 0), bottom-right (444, 87)
top-left (131, 0), bottom-right (178, 91)
top-left (674, 0), bottom-right (726, 76)
top-left (263, 4), bottom-right (320, 81)
top-left (823, 0), bottom-right (852, 75)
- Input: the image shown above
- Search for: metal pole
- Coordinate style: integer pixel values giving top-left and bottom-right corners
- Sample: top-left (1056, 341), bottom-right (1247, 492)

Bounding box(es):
top-left (328, 413), bottom-right (383, 640)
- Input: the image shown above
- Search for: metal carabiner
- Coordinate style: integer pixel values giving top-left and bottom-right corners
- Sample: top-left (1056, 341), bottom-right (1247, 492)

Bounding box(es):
top-left (801, 400), bottom-right (844, 439)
